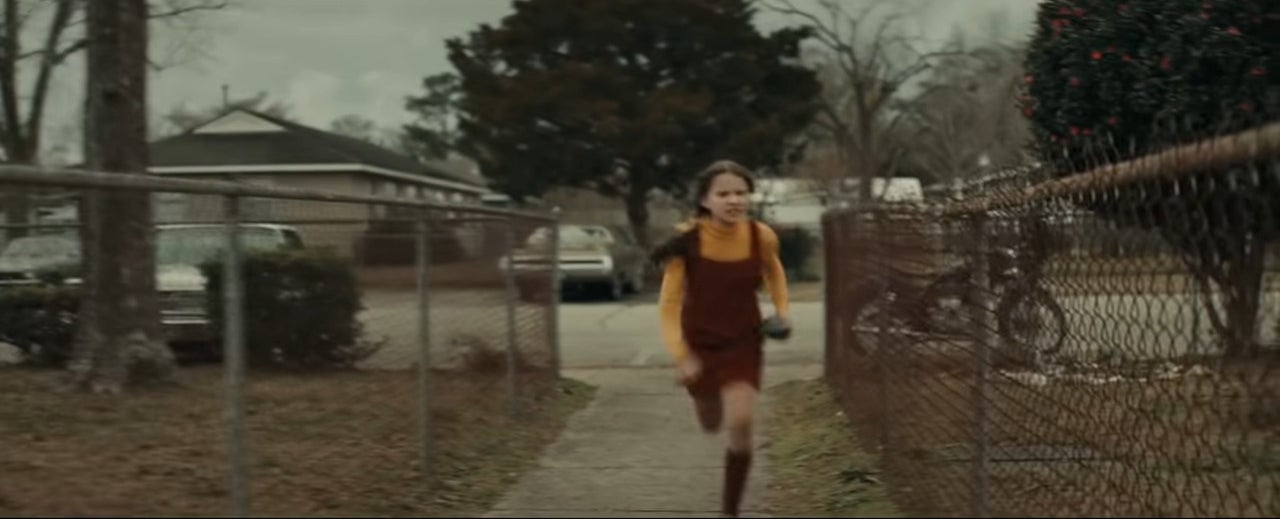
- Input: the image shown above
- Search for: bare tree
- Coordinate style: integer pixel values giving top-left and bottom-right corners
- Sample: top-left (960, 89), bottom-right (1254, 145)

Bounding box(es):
top-left (329, 114), bottom-right (420, 158)
top-left (763, 0), bottom-right (955, 201)
top-left (154, 90), bottom-right (291, 137)
top-left (330, 114), bottom-right (376, 142)
top-left (0, 0), bottom-right (226, 238)
top-left (897, 39), bottom-right (1032, 186)
top-left (69, 0), bottom-right (177, 393)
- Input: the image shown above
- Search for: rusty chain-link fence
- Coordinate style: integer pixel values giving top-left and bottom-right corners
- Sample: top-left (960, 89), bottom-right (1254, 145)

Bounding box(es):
top-left (0, 167), bottom-right (562, 516)
top-left (824, 123), bottom-right (1280, 517)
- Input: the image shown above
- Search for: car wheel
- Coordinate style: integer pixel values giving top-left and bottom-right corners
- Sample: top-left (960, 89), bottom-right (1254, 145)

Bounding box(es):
top-left (604, 277), bottom-right (624, 301)
top-left (626, 266), bottom-right (645, 294)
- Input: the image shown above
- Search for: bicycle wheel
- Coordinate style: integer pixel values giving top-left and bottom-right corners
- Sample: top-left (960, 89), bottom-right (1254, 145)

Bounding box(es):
top-left (997, 285), bottom-right (1067, 358)
top-left (920, 271), bottom-right (972, 337)
top-left (850, 285), bottom-right (909, 357)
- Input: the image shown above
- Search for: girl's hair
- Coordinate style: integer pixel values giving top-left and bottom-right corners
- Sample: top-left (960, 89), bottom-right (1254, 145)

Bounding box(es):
top-left (648, 160), bottom-right (756, 266)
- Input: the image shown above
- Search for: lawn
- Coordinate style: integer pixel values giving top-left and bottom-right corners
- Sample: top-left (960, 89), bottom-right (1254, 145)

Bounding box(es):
top-left (761, 377), bottom-right (902, 518)
top-left (0, 365), bottom-right (595, 517)
top-left (828, 350), bottom-right (1280, 517)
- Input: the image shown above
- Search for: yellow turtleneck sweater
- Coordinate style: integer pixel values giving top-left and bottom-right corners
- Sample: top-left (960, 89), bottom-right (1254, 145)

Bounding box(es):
top-left (658, 219), bottom-right (790, 362)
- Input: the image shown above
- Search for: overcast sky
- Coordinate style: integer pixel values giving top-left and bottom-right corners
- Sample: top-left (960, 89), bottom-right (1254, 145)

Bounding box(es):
top-left (38, 0), bottom-right (1039, 161)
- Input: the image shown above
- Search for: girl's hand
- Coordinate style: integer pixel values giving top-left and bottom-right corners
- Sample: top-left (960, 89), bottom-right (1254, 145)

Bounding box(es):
top-left (676, 355), bottom-right (702, 386)
top-left (762, 314), bottom-right (792, 340)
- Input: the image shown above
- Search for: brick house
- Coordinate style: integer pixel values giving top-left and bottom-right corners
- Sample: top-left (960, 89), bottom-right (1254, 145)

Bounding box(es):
top-left (147, 109), bottom-right (491, 257)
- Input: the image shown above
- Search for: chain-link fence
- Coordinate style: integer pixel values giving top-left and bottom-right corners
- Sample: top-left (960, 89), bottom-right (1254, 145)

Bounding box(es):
top-left (824, 122), bottom-right (1280, 517)
top-left (0, 167), bottom-right (561, 516)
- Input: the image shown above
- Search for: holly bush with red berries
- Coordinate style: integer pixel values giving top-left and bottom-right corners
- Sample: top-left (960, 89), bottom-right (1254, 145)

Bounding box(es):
top-left (1023, 0), bottom-right (1276, 160)
top-left (1021, 0), bottom-right (1278, 357)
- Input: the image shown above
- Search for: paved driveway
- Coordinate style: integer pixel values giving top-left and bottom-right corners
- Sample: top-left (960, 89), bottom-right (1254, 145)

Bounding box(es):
top-left (355, 288), bottom-right (826, 371)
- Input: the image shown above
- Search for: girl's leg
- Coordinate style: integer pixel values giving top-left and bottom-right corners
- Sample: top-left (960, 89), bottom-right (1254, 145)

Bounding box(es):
top-left (693, 394), bottom-right (723, 433)
top-left (722, 381), bottom-right (757, 451)
top-left (719, 381), bottom-right (758, 517)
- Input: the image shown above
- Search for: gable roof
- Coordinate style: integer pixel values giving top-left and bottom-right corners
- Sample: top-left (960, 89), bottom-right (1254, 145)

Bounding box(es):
top-left (148, 109), bottom-right (484, 188)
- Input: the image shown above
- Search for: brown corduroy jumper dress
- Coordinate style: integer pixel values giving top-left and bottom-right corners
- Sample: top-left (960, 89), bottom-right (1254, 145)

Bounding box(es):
top-left (680, 221), bottom-right (764, 397)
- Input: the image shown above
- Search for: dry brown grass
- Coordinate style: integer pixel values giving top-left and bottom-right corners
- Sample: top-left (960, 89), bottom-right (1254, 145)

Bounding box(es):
top-left (357, 261), bottom-right (507, 291)
top-left (761, 378), bottom-right (902, 518)
top-left (0, 365), bottom-right (594, 517)
top-left (1045, 255), bottom-right (1280, 296)
top-left (830, 351), bottom-right (1280, 517)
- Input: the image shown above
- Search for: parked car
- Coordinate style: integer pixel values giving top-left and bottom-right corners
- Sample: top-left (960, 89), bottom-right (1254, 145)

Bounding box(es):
top-left (155, 224), bottom-right (305, 347)
top-left (502, 224), bottom-right (648, 301)
top-left (0, 234), bottom-right (82, 288)
top-left (0, 224), bottom-right (304, 361)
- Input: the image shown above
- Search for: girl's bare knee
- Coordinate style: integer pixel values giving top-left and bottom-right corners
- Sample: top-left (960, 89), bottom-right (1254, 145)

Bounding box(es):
top-left (721, 382), bottom-right (758, 451)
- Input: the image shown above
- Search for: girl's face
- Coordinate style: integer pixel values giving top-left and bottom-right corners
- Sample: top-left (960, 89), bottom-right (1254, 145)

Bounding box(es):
top-left (701, 172), bottom-right (752, 225)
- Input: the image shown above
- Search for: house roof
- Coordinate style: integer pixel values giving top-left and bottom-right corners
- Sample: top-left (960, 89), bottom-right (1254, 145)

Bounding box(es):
top-left (149, 109), bottom-right (484, 189)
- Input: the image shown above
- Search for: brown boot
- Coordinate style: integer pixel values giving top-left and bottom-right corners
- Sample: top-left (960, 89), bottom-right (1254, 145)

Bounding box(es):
top-left (721, 449), bottom-right (752, 517)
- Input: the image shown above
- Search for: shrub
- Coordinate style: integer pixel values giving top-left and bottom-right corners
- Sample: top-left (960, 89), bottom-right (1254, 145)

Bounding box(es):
top-left (775, 225), bottom-right (817, 281)
top-left (201, 249), bottom-right (383, 371)
top-left (0, 285), bottom-right (81, 367)
top-left (1024, 0), bottom-right (1275, 160)
top-left (1023, 0), bottom-right (1278, 357)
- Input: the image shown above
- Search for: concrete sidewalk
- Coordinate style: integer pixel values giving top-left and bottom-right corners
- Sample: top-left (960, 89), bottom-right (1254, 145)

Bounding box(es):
top-left (483, 364), bottom-right (821, 518)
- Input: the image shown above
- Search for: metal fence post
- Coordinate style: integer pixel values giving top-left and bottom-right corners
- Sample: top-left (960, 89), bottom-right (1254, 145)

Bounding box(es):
top-left (831, 212), bottom-right (849, 390)
top-left (415, 211), bottom-right (433, 481)
top-left (222, 194), bottom-right (248, 517)
top-left (967, 211), bottom-right (993, 519)
top-left (502, 219), bottom-right (521, 419)
top-left (870, 209), bottom-right (891, 452)
top-left (548, 211), bottom-right (561, 378)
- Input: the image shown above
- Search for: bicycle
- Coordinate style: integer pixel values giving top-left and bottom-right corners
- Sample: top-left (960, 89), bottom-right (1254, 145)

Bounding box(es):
top-left (848, 245), bottom-right (1067, 366)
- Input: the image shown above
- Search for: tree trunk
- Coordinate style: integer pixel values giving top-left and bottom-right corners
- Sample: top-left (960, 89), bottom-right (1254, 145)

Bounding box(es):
top-left (1222, 241), bottom-right (1266, 359)
top-left (2, 157), bottom-right (32, 241)
top-left (68, 0), bottom-right (175, 394)
top-left (1188, 238), bottom-right (1267, 360)
top-left (624, 186), bottom-right (651, 248)
top-left (856, 152), bottom-right (875, 202)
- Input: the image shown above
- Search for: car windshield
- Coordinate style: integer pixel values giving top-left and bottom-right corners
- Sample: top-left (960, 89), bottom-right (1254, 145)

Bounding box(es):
top-left (0, 236), bottom-right (80, 261)
top-left (525, 225), bottom-right (610, 247)
top-left (156, 227), bottom-right (289, 266)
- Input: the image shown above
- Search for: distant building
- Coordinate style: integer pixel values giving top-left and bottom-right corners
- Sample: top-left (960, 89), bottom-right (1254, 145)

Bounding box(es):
top-left (146, 108), bottom-right (492, 256)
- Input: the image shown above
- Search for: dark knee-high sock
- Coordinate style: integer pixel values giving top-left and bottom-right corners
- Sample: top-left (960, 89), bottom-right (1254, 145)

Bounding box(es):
top-left (722, 449), bottom-right (753, 517)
